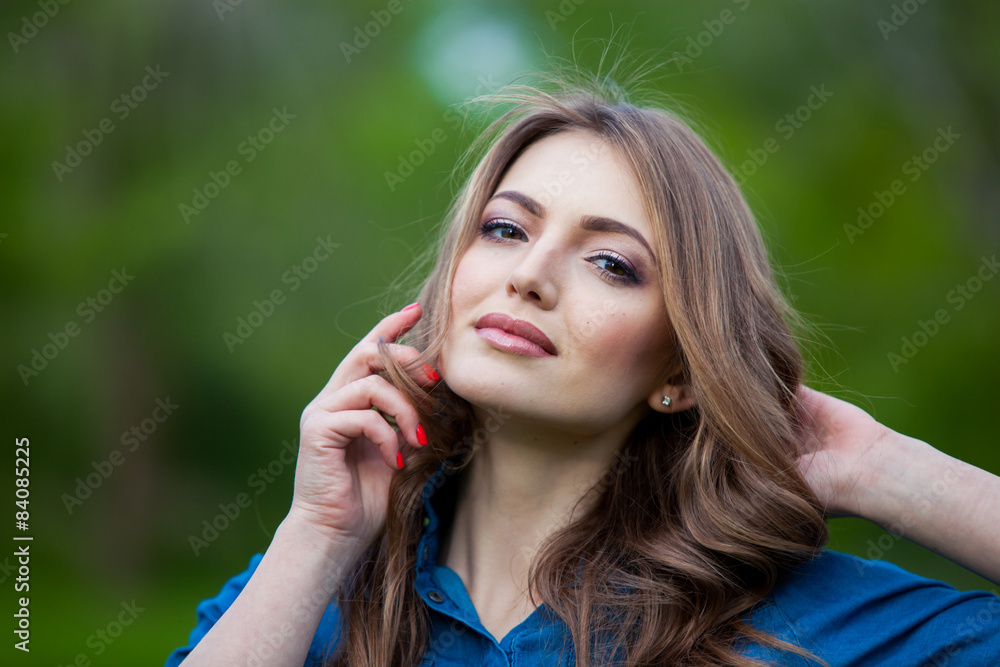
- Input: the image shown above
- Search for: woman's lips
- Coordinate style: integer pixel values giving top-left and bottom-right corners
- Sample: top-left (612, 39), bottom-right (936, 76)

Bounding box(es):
top-left (474, 312), bottom-right (557, 355)
top-left (475, 327), bottom-right (555, 357)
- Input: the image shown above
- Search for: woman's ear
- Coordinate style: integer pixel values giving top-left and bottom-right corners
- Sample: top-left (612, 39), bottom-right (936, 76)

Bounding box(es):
top-left (647, 380), bottom-right (696, 414)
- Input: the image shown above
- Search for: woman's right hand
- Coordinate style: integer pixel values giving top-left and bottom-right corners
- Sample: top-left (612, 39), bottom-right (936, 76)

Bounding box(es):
top-left (288, 302), bottom-right (438, 552)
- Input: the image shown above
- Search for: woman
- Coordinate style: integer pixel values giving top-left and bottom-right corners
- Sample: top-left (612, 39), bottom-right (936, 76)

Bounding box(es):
top-left (166, 68), bottom-right (1000, 666)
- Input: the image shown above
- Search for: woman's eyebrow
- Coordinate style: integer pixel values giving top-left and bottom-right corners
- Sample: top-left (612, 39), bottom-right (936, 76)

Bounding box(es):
top-left (488, 190), bottom-right (545, 217)
top-left (486, 190), bottom-right (655, 262)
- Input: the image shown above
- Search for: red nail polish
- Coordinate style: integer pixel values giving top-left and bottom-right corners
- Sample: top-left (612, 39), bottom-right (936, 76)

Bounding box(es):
top-left (396, 451), bottom-right (404, 469)
top-left (402, 302), bottom-right (420, 312)
top-left (416, 423), bottom-right (428, 446)
top-left (423, 364), bottom-right (440, 382)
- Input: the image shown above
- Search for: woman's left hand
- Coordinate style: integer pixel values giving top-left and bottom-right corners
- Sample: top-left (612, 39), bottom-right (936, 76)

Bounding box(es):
top-left (791, 383), bottom-right (1000, 584)
top-left (791, 383), bottom-right (898, 519)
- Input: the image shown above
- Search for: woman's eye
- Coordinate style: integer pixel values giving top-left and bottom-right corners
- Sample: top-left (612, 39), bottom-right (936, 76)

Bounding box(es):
top-left (477, 220), bottom-right (640, 286)
top-left (592, 252), bottom-right (639, 285)
top-left (596, 257), bottom-right (625, 275)
top-left (478, 220), bottom-right (524, 242)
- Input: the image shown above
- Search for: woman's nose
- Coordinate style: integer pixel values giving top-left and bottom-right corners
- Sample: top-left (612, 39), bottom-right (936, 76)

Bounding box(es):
top-left (505, 238), bottom-right (558, 308)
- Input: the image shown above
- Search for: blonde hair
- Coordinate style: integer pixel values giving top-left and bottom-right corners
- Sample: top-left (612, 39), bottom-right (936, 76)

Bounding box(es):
top-left (327, 55), bottom-right (831, 666)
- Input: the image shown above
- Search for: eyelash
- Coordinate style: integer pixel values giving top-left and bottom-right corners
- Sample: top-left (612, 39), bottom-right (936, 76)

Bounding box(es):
top-left (477, 219), bottom-right (640, 286)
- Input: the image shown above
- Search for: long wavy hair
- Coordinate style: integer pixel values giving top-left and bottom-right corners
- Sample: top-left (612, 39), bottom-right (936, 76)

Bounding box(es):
top-left (325, 57), bottom-right (831, 667)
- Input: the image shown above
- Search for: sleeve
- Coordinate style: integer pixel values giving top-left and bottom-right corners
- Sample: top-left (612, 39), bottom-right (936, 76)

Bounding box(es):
top-left (163, 553), bottom-right (343, 667)
top-left (745, 549), bottom-right (1000, 666)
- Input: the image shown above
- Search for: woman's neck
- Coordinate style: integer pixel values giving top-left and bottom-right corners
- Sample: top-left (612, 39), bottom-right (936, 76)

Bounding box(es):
top-left (437, 408), bottom-right (645, 616)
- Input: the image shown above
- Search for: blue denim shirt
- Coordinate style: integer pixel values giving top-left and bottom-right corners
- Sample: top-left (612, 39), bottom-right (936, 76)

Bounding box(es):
top-left (166, 461), bottom-right (1000, 666)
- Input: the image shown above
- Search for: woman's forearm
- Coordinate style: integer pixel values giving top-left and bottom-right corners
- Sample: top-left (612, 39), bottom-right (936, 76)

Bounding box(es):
top-left (861, 433), bottom-right (1000, 585)
top-left (181, 511), bottom-right (365, 666)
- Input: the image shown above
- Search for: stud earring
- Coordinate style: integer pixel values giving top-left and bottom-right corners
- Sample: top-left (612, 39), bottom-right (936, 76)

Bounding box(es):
top-left (661, 396), bottom-right (671, 407)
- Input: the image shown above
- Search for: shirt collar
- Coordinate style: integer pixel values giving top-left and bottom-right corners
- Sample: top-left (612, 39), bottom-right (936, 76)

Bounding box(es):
top-left (413, 459), bottom-right (618, 661)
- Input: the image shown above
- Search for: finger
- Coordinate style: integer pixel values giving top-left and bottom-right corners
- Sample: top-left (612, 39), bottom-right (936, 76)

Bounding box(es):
top-left (790, 385), bottom-right (825, 452)
top-left (360, 341), bottom-right (437, 384)
top-left (304, 408), bottom-right (404, 470)
top-left (360, 302), bottom-right (424, 346)
top-left (793, 385), bottom-right (821, 430)
top-left (312, 374), bottom-right (427, 449)
top-left (323, 303), bottom-right (437, 391)
top-left (321, 340), bottom-right (440, 399)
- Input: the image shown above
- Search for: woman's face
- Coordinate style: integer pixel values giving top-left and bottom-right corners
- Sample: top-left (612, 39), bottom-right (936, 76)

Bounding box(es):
top-left (439, 129), bottom-right (677, 434)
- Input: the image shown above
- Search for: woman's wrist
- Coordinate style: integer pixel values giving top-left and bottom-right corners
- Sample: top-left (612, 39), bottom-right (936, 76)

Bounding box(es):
top-left (857, 431), bottom-right (1000, 583)
top-left (278, 507), bottom-right (368, 567)
top-left (181, 508), bottom-right (366, 665)
top-left (857, 431), bottom-right (958, 531)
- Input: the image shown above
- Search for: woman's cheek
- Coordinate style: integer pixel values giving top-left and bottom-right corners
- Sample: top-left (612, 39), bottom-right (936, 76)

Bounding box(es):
top-left (586, 305), bottom-right (658, 375)
top-left (577, 297), bottom-right (619, 339)
top-left (576, 307), bottom-right (634, 371)
top-left (458, 244), bottom-right (508, 286)
top-left (450, 256), bottom-right (490, 313)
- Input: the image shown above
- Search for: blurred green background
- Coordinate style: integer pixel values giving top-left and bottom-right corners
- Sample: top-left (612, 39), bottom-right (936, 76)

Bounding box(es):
top-left (1, 0), bottom-right (998, 663)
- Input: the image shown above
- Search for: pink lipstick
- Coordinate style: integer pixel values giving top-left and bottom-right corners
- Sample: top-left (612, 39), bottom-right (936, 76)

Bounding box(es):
top-left (474, 312), bottom-right (556, 357)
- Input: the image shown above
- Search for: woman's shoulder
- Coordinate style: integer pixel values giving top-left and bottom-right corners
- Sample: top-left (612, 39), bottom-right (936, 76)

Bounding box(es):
top-left (743, 548), bottom-right (1000, 665)
top-left (163, 553), bottom-right (342, 667)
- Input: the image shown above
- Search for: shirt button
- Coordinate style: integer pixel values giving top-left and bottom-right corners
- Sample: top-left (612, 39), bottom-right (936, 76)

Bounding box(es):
top-left (423, 516), bottom-right (430, 527)
top-left (428, 590), bottom-right (445, 603)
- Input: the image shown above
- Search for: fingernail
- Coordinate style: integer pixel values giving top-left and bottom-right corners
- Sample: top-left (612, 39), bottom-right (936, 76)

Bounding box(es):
top-left (402, 302), bottom-right (420, 312)
top-left (423, 364), bottom-right (440, 382)
top-left (396, 450), bottom-right (405, 469)
top-left (416, 423), bottom-right (428, 446)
